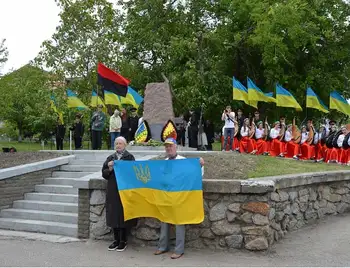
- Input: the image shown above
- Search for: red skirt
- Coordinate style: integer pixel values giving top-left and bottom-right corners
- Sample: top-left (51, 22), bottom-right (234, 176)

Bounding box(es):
top-left (269, 138), bottom-right (285, 157)
top-left (284, 141), bottom-right (300, 158)
top-left (339, 148), bottom-right (350, 164)
top-left (300, 143), bottom-right (315, 160)
top-left (221, 136), bottom-right (239, 151)
top-left (314, 143), bottom-right (326, 161)
top-left (325, 148), bottom-right (339, 163)
top-left (239, 136), bottom-right (257, 153)
top-left (255, 139), bottom-right (269, 155)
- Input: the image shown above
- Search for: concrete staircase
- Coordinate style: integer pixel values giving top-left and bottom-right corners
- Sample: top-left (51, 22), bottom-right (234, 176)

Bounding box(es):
top-left (0, 155), bottom-right (102, 237)
top-left (0, 151), bottom-right (159, 237)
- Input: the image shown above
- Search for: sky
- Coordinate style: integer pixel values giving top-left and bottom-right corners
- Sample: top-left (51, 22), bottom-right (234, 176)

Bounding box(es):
top-left (0, 0), bottom-right (60, 74)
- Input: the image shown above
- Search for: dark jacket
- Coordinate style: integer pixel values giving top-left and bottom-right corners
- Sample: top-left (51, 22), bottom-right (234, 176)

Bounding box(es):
top-left (70, 121), bottom-right (84, 139)
top-left (102, 150), bottom-right (137, 228)
top-left (128, 115), bottom-right (139, 132)
top-left (56, 124), bottom-right (66, 139)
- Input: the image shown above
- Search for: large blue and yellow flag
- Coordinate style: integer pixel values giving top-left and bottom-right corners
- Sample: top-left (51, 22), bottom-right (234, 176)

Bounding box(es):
top-left (232, 77), bottom-right (257, 108)
top-left (247, 77), bottom-right (276, 103)
top-left (330, 91), bottom-right (350, 116)
top-left (66, 89), bottom-right (89, 110)
top-left (306, 87), bottom-right (328, 113)
top-left (276, 84), bottom-right (302, 111)
top-left (90, 91), bottom-right (107, 113)
top-left (104, 90), bottom-right (122, 106)
top-left (50, 95), bottom-right (64, 124)
top-left (114, 158), bottom-right (204, 225)
top-left (119, 86), bottom-right (143, 108)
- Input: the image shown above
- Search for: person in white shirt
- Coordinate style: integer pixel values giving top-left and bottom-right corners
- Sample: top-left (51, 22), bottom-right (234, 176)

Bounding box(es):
top-left (284, 124), bottom-right (299, 159)
top-left (154, 138), bottom-right (204, 259)
top-left (314, 125), bottom-right (326, 162)
top-left (221, 106), bottom-right (235, 151)
top-left (254, 121), bottom-right (268, 155)
top-left (269, 121), bottom-right (284, 157)
top-left (109, 109), bottom-right (122, 150)
top-left (239, 118), bottom-right (256, 154)
top-left (299, 126), bottom-right (315, 160)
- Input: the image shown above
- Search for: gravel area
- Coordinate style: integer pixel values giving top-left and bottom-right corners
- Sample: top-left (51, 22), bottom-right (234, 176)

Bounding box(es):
top-left (0, 152), bottom-right (66, 169)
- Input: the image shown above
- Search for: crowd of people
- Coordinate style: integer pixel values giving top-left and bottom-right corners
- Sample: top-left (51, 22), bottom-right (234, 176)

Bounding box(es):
top-left (221, 106), bottom-right (350, 165)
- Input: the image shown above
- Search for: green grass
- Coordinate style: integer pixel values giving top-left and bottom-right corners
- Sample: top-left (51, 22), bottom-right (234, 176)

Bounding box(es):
top-left (248, 155), bottom-right (350, 178)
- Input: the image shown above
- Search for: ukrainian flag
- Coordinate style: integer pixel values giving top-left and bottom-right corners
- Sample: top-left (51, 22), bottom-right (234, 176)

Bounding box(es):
top-left (276, 84), bottom-right (302, 111)
top-left (265, 92), bottom-right (276, 103)
top-left (66, 89), bottom-right (89, 110)
top-left (114, 158), bottom-right (204, 225)
top-left (119, 86), bottom-right (143, 108)
top-left (50, 95), bottom-right (64, 124)
top-left (104, 90), bottom-right (122, 106)
top-left (232, 77), bottom-right (257, 108)
top-left (91, 91), bottom-right (107, 113)
top-left (330, 91), bottom-right (350, 116)
top-left (306, 87), bottom-right (329, 113)
top-left (247, 77), bottom-right (276, 103)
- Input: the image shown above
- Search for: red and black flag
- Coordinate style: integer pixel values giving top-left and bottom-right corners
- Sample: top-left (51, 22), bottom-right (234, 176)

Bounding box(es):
top-left (97, 63), bottom-right (130, 97)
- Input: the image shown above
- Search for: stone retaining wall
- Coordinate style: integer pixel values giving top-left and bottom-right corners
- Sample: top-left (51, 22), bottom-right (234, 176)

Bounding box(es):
top-left (80, 171), bottom-right (350, 251)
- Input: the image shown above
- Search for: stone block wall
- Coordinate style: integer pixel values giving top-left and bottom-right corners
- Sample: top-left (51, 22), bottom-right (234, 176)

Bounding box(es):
top-left (81, 171), bottom-right (350, 251)
top-left (0, 167), bottom-right (58, 210)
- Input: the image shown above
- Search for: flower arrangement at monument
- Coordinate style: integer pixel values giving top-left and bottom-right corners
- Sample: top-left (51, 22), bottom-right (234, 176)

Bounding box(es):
top-left (130, 119), bottom-right (177, 146)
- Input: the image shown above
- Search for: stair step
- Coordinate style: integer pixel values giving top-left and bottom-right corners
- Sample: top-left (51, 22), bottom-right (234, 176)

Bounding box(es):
top-left (0, 209), bottom-right (78, 224)
top-left (24, 193), bottom-right (78, 203)
top-left (0, 218), bottom-right (77, 237)
top-left (35, 184), bottom-right (78, 195)
top-left (13, 200), bottom-right (78, 213)
top-left (69, 159), bottom-right (104, 165)
top-left (60, 165), bottom-right (100, 172)
top-left (44, 178), bottom-right (81, 186)
top-left (51, 171), bottom-right (91, 178)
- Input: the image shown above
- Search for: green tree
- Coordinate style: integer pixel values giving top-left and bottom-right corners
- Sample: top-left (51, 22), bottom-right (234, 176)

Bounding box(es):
top-left (0, 38), bottom-right (9, 75)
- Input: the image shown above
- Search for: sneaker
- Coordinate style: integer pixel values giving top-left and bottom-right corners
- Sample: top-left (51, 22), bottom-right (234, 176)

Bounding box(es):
top-left (116, 241), bottom-right (127, 252)
top-left (108, 240), bottom-right (119, 251)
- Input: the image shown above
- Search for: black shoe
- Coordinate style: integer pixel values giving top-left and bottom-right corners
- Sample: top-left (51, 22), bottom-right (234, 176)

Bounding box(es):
top-left (116, 241), bottom-right (127, 252)
top-left (108, 240), bottom-right (119, 251)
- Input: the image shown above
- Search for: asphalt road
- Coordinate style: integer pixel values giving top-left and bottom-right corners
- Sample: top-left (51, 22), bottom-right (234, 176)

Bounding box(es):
top-left (1, 214), bottom-right (350, 267)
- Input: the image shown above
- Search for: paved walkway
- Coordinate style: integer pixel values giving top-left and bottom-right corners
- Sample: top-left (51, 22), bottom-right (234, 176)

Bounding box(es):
top-left (1, 214), bottom-right (350, 267)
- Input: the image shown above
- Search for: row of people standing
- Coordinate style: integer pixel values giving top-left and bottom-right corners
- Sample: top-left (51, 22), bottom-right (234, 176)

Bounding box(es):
top-left (221, 107), bottom-right (350, 165)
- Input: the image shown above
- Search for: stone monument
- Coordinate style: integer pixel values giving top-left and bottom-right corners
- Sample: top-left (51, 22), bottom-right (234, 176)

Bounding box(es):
top-left (142, 82), bottom-right (175, 141)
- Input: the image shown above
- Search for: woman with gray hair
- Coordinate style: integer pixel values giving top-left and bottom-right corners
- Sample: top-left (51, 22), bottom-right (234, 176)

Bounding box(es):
top-left (102, 136), bottom-right (136, 251)
top-left (109, 109), bottom-right (122, 150)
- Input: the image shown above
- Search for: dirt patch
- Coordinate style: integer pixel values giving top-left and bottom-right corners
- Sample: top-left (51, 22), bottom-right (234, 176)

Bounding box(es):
top-left (154, 152), bottom-right (257, 180)
top-left (0, 152), bottom-right (66, 169)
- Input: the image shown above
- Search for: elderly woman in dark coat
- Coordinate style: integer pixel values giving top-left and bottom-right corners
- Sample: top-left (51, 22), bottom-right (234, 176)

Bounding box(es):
top-left (102, 136), bottom-right (135, 252)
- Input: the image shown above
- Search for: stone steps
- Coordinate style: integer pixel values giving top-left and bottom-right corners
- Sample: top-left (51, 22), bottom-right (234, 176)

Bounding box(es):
top-left (69, 159), bottom-right (103, 165)
top-left (51, 171), bottom-right (92, 178)
top-left (12, 200), bottom-right (78, 213)
top-left (60, 165), bottom-right (100, 172)
top-left (0, 218), bottom-right (77, 237)
top-left (24, 193), bottom-right (78, 203)
top-left (35, 184), bottom-right (78, 195)
top-left (0, 209), bottom-right (77, 224)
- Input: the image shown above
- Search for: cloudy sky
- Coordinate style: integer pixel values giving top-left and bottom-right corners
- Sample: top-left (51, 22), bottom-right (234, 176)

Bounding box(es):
top-left (0, 0), bottom-right (60, 74)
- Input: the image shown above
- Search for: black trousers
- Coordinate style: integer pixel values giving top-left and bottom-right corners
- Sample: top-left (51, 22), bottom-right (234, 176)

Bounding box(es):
top-left (113, 228), bottom-right (127, 242)
top-left (56, 137), bottom-right (63, 150)
top-left (74, 137), bottom-right (82, 149)
top-left (92, 130), bottom-right (102, 150)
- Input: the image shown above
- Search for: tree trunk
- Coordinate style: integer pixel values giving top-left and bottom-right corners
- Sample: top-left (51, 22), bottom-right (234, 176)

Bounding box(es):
top-left (17, 123), bottom-right (22, 142)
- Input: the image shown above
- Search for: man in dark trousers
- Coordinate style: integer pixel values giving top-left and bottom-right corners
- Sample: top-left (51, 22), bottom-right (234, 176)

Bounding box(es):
top-left (91, 104), bottom-right (106, 150)
top-left (128, 107), bottom-right (139, 142)
top-left (55, 117), bottom-right (66, 150)
top-left (70, 113), bottom-right (84, 150)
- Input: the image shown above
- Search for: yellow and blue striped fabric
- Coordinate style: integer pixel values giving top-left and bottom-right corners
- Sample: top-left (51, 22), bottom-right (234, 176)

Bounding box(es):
top-left (50, 96), bottom-right (64, 124)
top-left (247, 77), bottom-right (276, 103)
top-left (276, 84), bottom-right (302, 111)
top-left (66, 89), bottom-right (88, 110)
top-left (104, 90), bottom-right (122, 106)
top-left (114, 158), bottom-right (204, 225)
top-left (119, 86), bottom-right (143, 108)
top-left (232, 77), bottom-right (257, 108)
top-left (306, 87), bottom-right (328, 113)
top-left (330, 91), bottom-right (350, 116)
top-left (91, 91), bottom-right (107, 113)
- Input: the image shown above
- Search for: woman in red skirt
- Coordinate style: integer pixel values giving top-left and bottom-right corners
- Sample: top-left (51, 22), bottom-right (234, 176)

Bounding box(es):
top-left (300, 126), bottom-right (315, 160)
top-left (284, 124), bottom-right (299, 159)
top-left (254, 121), bottom-right (269, 155)
top-left (269, 121), bottom-right (285, 157)
top-left (239, 118), bottom-right (257, 154)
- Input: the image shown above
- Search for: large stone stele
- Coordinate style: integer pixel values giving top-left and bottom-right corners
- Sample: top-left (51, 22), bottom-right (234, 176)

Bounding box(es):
top-left (143, 82), bottom-right (175, 141)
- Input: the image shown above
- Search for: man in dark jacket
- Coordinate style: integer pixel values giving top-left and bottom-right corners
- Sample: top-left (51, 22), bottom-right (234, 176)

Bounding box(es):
top-left (102, 136), bottom-right (136, 252)
top-left (128, 107), bottom-right (139, 142)
top-left (55, 117), bottom-right (66, 150)
top-left (91, 104), bottom-right (106, 150)
top-left (70, 113), bottom-right (84, 149)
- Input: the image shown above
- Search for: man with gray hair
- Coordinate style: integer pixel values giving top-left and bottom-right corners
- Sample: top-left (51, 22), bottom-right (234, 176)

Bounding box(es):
top-left (154, 137), bottom-right (204, 259)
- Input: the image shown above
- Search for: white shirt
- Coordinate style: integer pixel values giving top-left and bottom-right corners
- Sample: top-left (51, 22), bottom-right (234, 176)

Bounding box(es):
top-left (240, 126), bottom-right (249, 137)
top-left (255, 128), bottom-right (264, 139)
top-left (284, 130), bottom-right (292, 142)
top-left (314, 132), bottom-right (324, 144)
top-left (301, 132), bottom-right (308, 144)
top-left (337, 134), bottom-right (345, 148)
top-left (270, 128), bottom-right (280, 139)
top-left (222, 112), bottom-right (235, 128)
top-left (166, 155), bottom-right (204, 176)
